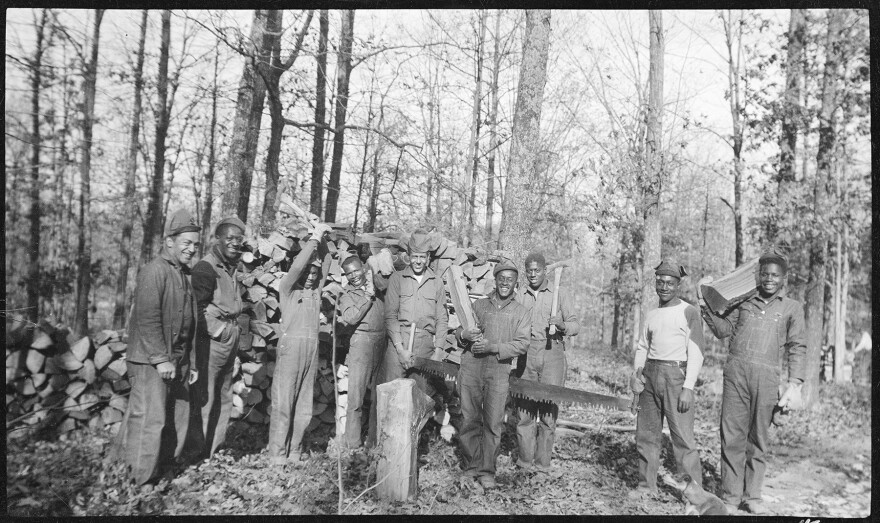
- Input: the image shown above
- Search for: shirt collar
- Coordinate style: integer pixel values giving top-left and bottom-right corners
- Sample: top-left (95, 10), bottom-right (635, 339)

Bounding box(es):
top-left (403, 266), bottom-right (435, 281)
top-left (658, 297), bottom-right (682, 308)
top-left (160, 248), bottom-right (183, 269)
top-left (752, 289), bottom-right (785, 305)
top-left (212, 244), bottom-right (239, 271)
top-left (489, 291), bottom-right (516, 309)
top-left (524, 278), bottom-right (550, 296)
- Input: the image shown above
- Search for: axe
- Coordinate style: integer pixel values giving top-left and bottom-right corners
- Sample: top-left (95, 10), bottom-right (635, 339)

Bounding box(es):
top-left (279, 195), bottom-right (338, 254)
top-left (546, 259), bottom-right (572, 336)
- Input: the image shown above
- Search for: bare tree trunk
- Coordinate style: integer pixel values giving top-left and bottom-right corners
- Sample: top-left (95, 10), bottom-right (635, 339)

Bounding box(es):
top-left (201, 48), bottom-right (220, 252)
top-left (498, 9), bottom-right (551, 268)
top-left (139, 10), bottom-right (171, 265)
top-left (113, 9), bottom-right (148, 329)
top-left (634, 10), bottom-right (664, 352)
top-left (73, 9), bottom-right (104, 337)
top-left (776, 9), bottom-right (806, 207)
top-left (223, 10), bottom-right (271, 223)
top-left (485, 9), bottom-right (502, 246)
top-left (310, 9), bottom-right (329, 216)
top-left (610, 246), bottom-right (626, 349)
top-left (354, 75), bottom-right (376, 232)
top-left (804, 9), bottom-right (844, 407)
top-left (464, 9), bottom-right (487, 247)
top-left (261, 10), bottom-right (314, 229)
top-left (325, 9), bottom-right (355, 223)
top-left (721, 10), bottom-right (744, 266)
top-left (27, 9), bottom-right (51, 325)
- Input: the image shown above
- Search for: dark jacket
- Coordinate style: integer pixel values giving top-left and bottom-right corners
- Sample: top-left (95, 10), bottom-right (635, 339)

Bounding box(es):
top-left (126, 248), bottom-right (198, 371)
top-left (192, 244), bottom-right (244, 344)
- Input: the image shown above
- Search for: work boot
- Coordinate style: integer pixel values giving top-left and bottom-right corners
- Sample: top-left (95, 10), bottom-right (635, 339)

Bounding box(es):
top-left (515, 459), bottom-right (535, 473)
top-left (478, 475), bottom-right (497, 490)
top-left (742, 499), bottom-right (770, 515)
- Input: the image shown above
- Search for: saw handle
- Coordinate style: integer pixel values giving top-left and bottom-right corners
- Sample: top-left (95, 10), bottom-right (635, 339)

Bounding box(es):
top-left (548, 266), bottom-right (563, 335)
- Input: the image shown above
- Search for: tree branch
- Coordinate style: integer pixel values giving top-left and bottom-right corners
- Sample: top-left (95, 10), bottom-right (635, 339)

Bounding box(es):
top-left (283, 119), bottom-right (419, 150)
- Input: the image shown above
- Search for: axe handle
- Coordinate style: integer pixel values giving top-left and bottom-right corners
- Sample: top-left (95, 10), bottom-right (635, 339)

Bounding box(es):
top-left (407, 323), bottom-right (417, 354)
top-left (548, 266), bottom-right (563, 335)
top-left (630, 367), bottom-right (644, 415)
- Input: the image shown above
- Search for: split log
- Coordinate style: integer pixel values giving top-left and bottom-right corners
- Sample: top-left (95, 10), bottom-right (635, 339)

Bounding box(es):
top-left (57, 351), bottom-right (84, 371)
top-left (94, 345), bottom-right (113, 370)
top-left (94, 329), bottom-right (119, 346)
top-left (77, 359), bottom-right (97, 384)
top-left (26, 350), bottom-right (46, 374)
top-left (30, 329), bottom-right (54, 350)
top-left (446, 265), bottom-right (478, 332)
top-left (70, 337), bottom-right (92, 361)
top-left (375, 378), bottom-right (435, 502)
top-left (701, 258), bottom-right (759, 315)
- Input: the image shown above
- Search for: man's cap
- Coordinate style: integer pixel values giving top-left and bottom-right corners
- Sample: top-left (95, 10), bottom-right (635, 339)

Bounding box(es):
top-left (654, 260), bottom-right (687, 279)
top-left (493, 259), bottom-right (519, 277)
top-left (215, 216), bottom-right (246, 236)
top-left (524, 252), bottom-right (546, 267)
top-left (164, 208), bottom-right (200, 237)
top-left (759, 247), bottom-right (788, 271)
top-left (405, 229), bottom-right (433, 254)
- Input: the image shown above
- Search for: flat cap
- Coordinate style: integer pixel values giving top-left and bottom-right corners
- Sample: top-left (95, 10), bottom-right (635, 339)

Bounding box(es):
top-left (759, 246), bottom-right (788, 271)
top-left (164, 208), bottom-right (201, 237)
top-left (405, 229), bottom-right (433, 254)
top-left (654, 260), bottom-right (687, 279)
top-left (493, 259), bottom-right (519, 277)
top-left (214, 215), bottom-right (246, 236)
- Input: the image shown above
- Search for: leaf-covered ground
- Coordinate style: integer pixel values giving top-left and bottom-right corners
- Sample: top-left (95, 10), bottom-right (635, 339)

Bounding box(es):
top-left (6, 344), bottom-right (872, 516)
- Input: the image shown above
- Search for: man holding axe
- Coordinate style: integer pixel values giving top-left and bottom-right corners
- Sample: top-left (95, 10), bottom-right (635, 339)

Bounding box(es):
top-left (515, 252), bottom-right (580, 471)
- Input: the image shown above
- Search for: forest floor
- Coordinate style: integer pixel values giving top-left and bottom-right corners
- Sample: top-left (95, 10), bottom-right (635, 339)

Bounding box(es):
top-left (6, 343), bottom-right (872, 517)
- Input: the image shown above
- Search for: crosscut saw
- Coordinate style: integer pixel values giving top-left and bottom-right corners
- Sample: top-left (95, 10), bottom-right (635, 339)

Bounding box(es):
top-left (412, 356), bottom-right (631, 412)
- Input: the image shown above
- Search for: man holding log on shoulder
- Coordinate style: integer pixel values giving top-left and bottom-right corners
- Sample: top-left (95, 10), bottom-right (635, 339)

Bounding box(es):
top-left (698, 249), bottom-right (806, 515)
top-left (515, 252), bottom-right (580, 472)
top-left (628, 260), bottom-right (705, 501)
top-left (189, 216), bottom-right (247, 460)
top-left (338, 255), bottom-right (386, 449)
top-left (113, 209), bottom-right (201, 485)
top-left (456, 260), bottom-right (531, 490)
top-left (266, 222), bottom-right (333, 466)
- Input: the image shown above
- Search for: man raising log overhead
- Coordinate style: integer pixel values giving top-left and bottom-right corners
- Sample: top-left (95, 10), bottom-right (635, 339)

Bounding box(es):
top-left (456, 259), bottom-right (530, 490)
top-left (338, 255), bottom-right (386, 449)
top-left (189, 216), bottom-right (247, 460)
top-left (515, 252), bottom-right (580, 472)
top-left (113, 208), bottom-right (201, 485)
top-left (628, 260), bottom-right (705, 501)
top-left (698, 248), bottom-right (806, 515)
top-left (266, 222), bottom-right (332, 467)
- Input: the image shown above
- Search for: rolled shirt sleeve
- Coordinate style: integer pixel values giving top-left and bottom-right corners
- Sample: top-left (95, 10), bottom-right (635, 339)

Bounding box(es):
top-left (700, 304), bottom-right (737, 339)
top-left (558, 290), bottom-right (580, 336)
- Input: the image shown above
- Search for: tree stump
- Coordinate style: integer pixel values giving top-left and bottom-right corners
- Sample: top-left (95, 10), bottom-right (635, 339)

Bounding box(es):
top-left (375, 378), bottom-right (435, 502)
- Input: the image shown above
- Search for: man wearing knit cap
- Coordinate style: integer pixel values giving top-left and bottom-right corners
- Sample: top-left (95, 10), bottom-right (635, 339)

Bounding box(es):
top-left (189, 215), bottom-right (247, 459)
top-left (383, 229), bottom-right (449, 397)
top-left (114, 208), bottom-right (201, 484)
top-left (629, 260), bottom-right (705, 500)
top-left (698, 248), bottom-right (806, 515)
top-left (515, 251), bottom-right (580, 472)
top-left (267, 222), bottom-right (333, 466)
top-left (456, 259), bottom-right (530, 489)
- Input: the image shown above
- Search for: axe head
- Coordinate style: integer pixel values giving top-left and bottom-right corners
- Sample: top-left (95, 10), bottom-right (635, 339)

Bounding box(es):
top-left (545, 258), bottom-right (574, 272)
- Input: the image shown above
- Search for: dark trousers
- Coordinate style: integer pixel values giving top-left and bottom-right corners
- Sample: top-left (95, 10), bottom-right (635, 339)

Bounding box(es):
top-left (114, 362), bottom-right (190, 485)
top-left (720, 358), bottom-right (778, 505)
top-left (190, 329), bottom-right (239, 457)
top-left (267, 335), bottom-right (318, 458)
top-left (516, 340), bottom-right (566, 467)
top-left (344, 331), bottom-right (385, 447)
top-left (635, 361), bottom-right (702, 490)
top-left (459, 352), bottom-right (510, 479)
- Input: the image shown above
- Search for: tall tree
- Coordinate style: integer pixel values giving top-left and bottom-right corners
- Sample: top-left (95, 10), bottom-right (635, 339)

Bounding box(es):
top-left (634, 10), bottom-right (664, 350)
top-left (485, 9), bottom-right (503, 246)
top-left (309, 9), bottom-right (329, 216)
top-left (776, 9), bottom-right (806, 205)
top-left (223, 9), bottom-right (272, 222)
top-left (112, 9), bottom-right (148, 329)
top-left (259, 9), bottom-right (314, 228)
top-left (720, 10), bottom-right (745, 266)
top-left (73, 9), bottom-right (104, 336)
top-left (26, 9), bottom-right (52, 325)
top-left (464, 9), bottom-right (487, 247)
top-left (498, 9), bottom-right (551, 267)
top-left (803, 9), bottom-right (845, 407)
top-left (200, 47), bottom-right (221, 253)
top-left (324, 9), bottom-right (355, 223)
top-left (139, 9), bottom-right (171, 265)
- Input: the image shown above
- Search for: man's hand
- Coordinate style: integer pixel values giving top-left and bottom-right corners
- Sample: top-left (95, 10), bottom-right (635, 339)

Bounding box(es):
top-left (549, 315), bottom-right (565, 332)
top-left (630, 368), bottom-right (645, 394)
top-left (431, 347), bottom-right (446, 361)
top-left (156, 361), bottom-right (176, 380)
top-left (471, 339), bottom-right (497, 356)
top-left (777, 381), bottom-right (803, 410)
top-left (678, 387), bottom-right (694, 413)
top-left (309, 223), bottom-right (333, 240)
top-left (188, 369), bottom-right (199, 385)
top-left (461, 326), bottom-right (483, 342)
top-left (397, 348), bottom-right (414, 370)
top-left (696, 275), bottom-right (714, 301)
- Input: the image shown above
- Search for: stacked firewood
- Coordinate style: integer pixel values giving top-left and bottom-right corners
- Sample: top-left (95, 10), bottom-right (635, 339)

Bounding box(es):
top-left (5, 199), bottom-right (516, 440)
top-left (5, 319), bottom-right (132, 436)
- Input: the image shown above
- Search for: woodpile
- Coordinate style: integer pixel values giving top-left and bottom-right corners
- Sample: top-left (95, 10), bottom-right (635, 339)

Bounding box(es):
top-left (5, 196), bottom-right (518, 442)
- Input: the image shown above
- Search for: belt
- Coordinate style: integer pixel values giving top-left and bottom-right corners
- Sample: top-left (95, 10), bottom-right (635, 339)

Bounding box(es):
top-left (647, 358), bottom-right (687, 368)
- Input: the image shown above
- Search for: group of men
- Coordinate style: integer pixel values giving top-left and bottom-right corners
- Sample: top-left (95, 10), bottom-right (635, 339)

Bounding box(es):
top-left (629, 250), bottom-right (806, 515)
top-left (112, 210), bottom-right (806, 516)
